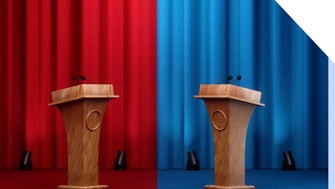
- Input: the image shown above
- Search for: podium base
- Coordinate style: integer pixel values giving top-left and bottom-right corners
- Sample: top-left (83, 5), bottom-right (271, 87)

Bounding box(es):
top-left (205, 185), bottom-right (255, 189)
top-left (58, 185), bottom-right (108, 189)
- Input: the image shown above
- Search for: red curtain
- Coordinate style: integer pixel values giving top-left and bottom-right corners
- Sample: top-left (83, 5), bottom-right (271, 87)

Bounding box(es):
top-left (0, 0), bottom-right (156, 169)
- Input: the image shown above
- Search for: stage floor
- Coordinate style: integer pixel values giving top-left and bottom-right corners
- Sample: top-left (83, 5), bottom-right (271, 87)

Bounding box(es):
top-left (0, 169), bottom-right (327, 189)
top-left (158, 169), bottom-right (328, 189)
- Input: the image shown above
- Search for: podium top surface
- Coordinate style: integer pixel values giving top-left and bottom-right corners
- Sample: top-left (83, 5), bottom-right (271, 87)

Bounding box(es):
top-left (49, 84), bottom-right (119, 106)
top-left (194, 84), bottom-right (265, 106)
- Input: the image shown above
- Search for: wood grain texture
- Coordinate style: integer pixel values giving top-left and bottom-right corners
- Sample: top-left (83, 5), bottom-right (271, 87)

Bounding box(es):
top-left (49, 84), bottom-right (119, 106)
top-left (58, 185), bottom-right (108, 189)
top-left (205, 185), bottom-right (254, 189)
top-left (194, 84), bottom-right (264, 106)
top-left (195, 84), bottom-right (263, 189)
top-left (50, 84), bottom-right (119, 189)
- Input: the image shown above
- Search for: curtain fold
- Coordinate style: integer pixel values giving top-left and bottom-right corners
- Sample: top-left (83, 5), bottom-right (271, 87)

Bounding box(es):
top-left (0, 0), bottom-right (156, 169)
top-left (0, 0), bottom-right (328, 170)
top-left (157, 0), bottom-right (328, 169)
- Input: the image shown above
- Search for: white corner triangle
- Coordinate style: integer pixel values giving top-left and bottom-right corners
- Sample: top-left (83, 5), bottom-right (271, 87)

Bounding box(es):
top-left (275, 0), bottom-right (335, 63)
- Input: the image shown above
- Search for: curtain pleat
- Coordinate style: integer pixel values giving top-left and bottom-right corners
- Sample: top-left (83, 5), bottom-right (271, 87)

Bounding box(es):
top-left (157, 0), bottom-right (328, 169)
top-left (0, 0), bottom-right (156, 169)
top-left (0, 0), bottom-right (328, 170)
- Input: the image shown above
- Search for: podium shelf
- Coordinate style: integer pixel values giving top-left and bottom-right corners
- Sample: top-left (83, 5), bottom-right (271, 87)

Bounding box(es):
top-left (49, 84), bottom-right (119, 106)
top-left (194, 84), bottom-right (264, 106)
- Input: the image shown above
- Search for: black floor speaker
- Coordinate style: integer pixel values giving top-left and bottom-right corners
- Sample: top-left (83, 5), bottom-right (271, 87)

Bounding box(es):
top-left (19, 150), bottom-right (32, 170)
top-left (187, 150), bottom-right (200, 170)
top-left (114, 150), bottom-right (127, 170)
top-left (282, 150), bottom-right (296, 170)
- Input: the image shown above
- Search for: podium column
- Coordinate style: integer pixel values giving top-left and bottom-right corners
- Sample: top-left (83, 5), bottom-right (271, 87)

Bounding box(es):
top-left (194, 84), bottom-right (264, 189)
top-left (49, 84), bottom-right (119, 189)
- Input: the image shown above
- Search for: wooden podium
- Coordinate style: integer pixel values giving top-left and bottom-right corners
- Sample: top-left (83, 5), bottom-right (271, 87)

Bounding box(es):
top-left (49, 84), bottom-right (119, 189)
top-left (194, 84), bottom-right (264, 189)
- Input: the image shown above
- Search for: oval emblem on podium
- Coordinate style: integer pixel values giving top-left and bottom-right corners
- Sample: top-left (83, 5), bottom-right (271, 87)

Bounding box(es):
top-left (85, 110), bottom-right (101, 131)
top-left (211, 110), bottom-right (228, 131)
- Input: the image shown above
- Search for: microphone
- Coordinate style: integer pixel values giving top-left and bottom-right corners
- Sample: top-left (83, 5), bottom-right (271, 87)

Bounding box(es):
top-left (71, 75), bottom-right (77, 81)
top-left (79, 75), bottom-right (97, 84)
top-left (71, 75), bottom-right (82, 84)
top-left (216, 75), bottom-right (233, 84)
top-left (236, 75), bottom-right (242, 81)
top-left (79, 75), bottom-right (86, 81)
top-left (230, 75), bottom-right (242, 84)
top-left (226, 75), bottom-right (233, 81)
top-left (217, 75), bottom-right (242, 84)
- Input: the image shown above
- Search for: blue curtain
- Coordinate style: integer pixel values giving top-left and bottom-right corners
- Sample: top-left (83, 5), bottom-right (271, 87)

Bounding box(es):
top-left (157, 0), bottom-right (328, 169)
